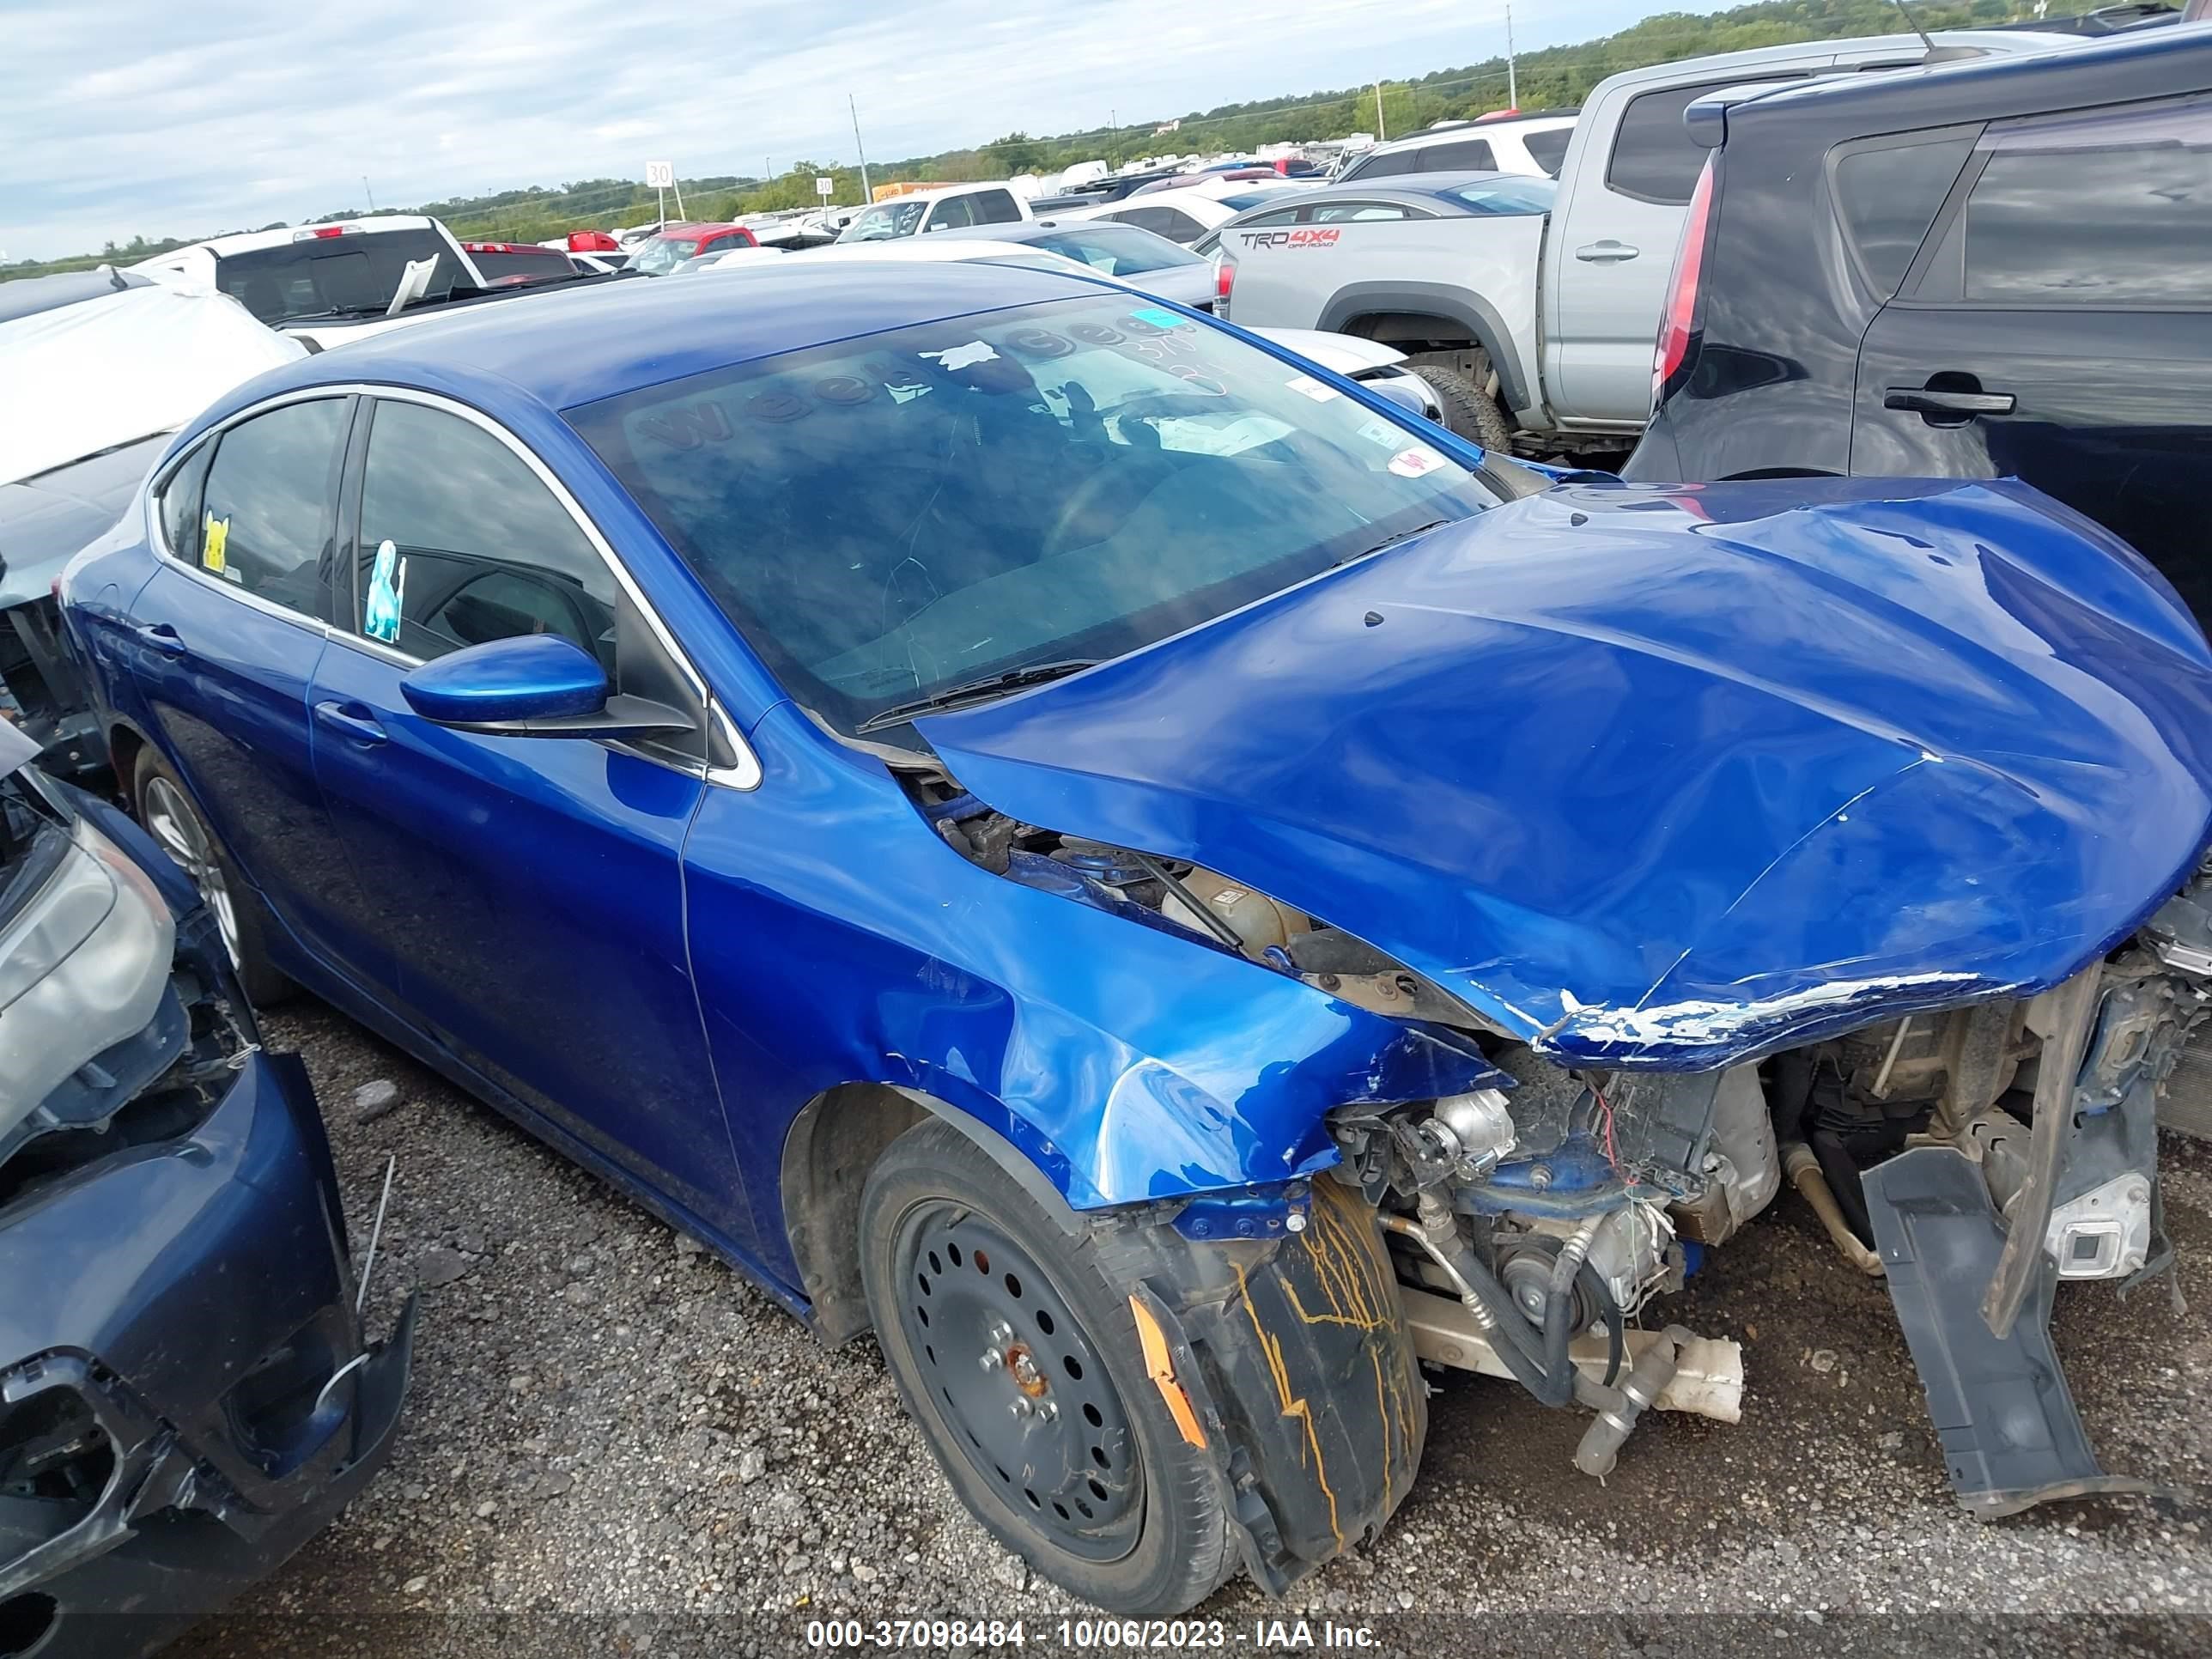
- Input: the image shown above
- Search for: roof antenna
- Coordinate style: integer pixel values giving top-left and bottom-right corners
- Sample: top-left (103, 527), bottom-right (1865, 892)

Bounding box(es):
top-left (1887, 0), bottom-right (1940, 55)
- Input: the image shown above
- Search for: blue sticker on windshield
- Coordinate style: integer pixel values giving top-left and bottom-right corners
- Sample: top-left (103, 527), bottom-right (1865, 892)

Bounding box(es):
top-left (1129, 306), bottom-right (1184, 330)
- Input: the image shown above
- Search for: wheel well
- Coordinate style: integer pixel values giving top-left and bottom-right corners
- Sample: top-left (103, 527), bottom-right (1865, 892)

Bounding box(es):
top-left (106, 725), bottom-right (145, 810)
top-left (780, 1083), bottom-right (928, 1345)
top-left (1339, 312), bottom-right (1478, 354)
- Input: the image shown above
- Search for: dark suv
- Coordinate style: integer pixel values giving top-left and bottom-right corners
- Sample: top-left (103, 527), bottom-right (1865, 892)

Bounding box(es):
top-left (1626, 26), bottom-right (2212, 624)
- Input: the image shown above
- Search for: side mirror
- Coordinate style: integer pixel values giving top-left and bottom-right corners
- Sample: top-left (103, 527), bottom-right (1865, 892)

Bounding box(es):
top-left (1363, 374), bottom-right (1438, 425)
top-left (399, 635), bottom-right (696, 740)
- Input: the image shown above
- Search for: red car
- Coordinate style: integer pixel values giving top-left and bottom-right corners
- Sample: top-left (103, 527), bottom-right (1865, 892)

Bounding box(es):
top-left (632, 222), bottom-right (761, 275)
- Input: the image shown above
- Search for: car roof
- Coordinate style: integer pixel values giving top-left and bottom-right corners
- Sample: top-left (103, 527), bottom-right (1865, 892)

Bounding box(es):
top-left (170, 215), bottom-right (441, 256)
top-left (1585, 27), bottom-right (2087, 94)
top-left (1364, 112), bottom-right (1577, 154)
top-left (193, 258), bottom-right (1110, 421)
top-left (1717, 16), bottom-right (2211, 137)
top-left (0, 267), bottom-right (152, 325)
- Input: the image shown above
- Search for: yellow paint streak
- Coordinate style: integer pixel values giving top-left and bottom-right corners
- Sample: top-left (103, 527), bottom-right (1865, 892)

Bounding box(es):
top-left (1235, 1260), bottom-right (1342, 1547)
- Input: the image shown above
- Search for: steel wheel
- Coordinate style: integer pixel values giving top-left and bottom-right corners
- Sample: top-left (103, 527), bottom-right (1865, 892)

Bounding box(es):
top-left (141, 773), bottom-right (241, 968)
top-left (895, 1203), bottom-right (1141, 1561)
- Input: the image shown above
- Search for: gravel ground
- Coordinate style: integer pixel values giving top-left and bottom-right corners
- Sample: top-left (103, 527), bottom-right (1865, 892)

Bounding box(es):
top-left (169, 1001), bottom-right (2212, 1659)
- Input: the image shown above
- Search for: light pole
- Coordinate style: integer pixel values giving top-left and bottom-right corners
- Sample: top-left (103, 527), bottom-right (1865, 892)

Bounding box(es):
top-left (849, 95), bottom-right (872, 202)
top-left (1505, 2), bottom-right (1519, 110)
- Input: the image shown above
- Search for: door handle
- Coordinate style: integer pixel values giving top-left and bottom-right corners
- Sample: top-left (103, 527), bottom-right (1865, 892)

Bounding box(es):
top-left (1884, 386), bottom-right (2016, 418)
top-left (133, 623), bottom-right (187, 656)
top-left (313, 700), bottom-right (387, 745)
top-left (1574, 240), bottom-right (1639, 263)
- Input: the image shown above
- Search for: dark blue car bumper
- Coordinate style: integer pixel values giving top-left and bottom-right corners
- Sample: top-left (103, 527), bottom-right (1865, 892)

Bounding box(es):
top-left (0, 1037), bottom-right (416, 1659)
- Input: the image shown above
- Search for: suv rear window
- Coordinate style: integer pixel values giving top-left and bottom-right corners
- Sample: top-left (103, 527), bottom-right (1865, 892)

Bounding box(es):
top-left (1608, 76), bottom-right (1802, 205)
top-left (1524, 128), bottom-right (1571, 176)
top-left (1833, 134), bottom-right (1976, 297)
top-left (214, 230), bottom-right (458, 323)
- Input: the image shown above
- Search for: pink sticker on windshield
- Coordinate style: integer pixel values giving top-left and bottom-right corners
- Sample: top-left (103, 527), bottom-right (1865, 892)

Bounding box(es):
top-left (1388, 447), bottom-right (1444, 477)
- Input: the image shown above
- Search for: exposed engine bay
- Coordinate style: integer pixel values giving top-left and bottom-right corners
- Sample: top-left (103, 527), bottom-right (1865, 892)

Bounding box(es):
top-left (910, 769), bottom-right (2209, 1515)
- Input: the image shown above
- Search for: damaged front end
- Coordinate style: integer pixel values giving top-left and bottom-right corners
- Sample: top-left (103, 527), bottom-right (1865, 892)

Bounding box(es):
top-left (0, 729), bottom-right (414, 1659)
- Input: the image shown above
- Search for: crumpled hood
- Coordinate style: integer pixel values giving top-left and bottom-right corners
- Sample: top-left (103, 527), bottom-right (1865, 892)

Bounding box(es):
top-left (921, 477), bottom-right (2212, 1070)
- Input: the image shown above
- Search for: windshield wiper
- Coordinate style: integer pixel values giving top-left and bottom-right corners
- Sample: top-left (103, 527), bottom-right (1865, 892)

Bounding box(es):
top-left (856, 659), bottom-right (1099, 733)
top-left (1338, 518), bottom-right (1459, 567)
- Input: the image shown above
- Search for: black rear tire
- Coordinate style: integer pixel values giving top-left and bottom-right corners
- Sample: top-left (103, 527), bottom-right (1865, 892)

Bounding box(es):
top-left (860, 1119), bottom-right (1237, 1615)
top-left (132, 746), bottom-right (295, 1006)
top-left (1409, 361), bottom-right (1514, 451)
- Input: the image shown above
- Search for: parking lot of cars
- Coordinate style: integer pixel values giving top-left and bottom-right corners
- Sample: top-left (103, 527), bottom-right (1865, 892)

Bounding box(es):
top-left (5, 9), bottom-right (2212, 1655)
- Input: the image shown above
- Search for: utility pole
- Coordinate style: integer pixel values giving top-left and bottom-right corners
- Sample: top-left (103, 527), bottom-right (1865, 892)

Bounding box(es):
top-left (849, 95), bottom-right (872, 201)
top-left (362, 175), bottom-right (376, 212)
top-left (1374, 82), bottom-right (1386, 143)
top-left (1505, 2), bottom-right (1519, 109)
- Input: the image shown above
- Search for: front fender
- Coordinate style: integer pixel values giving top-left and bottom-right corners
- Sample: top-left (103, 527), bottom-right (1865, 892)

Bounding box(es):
top-left (683, 702), bottom-right (1504, 1290)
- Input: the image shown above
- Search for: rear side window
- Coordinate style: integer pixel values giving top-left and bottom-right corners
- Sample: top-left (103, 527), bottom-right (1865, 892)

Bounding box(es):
top-left (1833, 133), bottom-right (1976, 298)
top-left (1524, 128), bottom-right (1571, 176)
top-left (195, 399), bottom-right (348, 617)
top-left (1608, 76), bottom-right (1802, 204)
top-left (971, 190), bottom-right (1024, 226)
top-left (1115, 206), bottom-right (1204, 243)
top-left (157, 444), bottom-right (214, 564)
top-left (1310, 202), bottom-right (1420, 224)
top-left (1419, 138), bottom-right (1497, 173)
top-left (1346, 149), bottom-right (1421, 181)
top-left (1960, 99), bottom-right (2211, 307)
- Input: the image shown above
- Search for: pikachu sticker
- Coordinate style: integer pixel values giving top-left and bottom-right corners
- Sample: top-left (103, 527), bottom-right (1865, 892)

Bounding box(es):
top-left (202, 512), bottom-right (230, 575)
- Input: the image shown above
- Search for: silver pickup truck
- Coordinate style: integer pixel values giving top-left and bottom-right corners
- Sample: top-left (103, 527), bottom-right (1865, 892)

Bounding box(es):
top-left (1208, 27), bottom-right (2087, 459)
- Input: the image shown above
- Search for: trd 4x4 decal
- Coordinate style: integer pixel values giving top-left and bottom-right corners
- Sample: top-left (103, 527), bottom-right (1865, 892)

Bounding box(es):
top-left (1236, 228), bottom-right (1341, 250)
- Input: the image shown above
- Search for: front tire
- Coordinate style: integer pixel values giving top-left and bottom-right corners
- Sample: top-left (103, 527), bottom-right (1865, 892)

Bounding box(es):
top-left (134, 747), bottom-right (294, 1006)
top-left (1408, 360), bottom-right (1514, 451)
top-left (859, 1120), bottom-right (1236, 1615)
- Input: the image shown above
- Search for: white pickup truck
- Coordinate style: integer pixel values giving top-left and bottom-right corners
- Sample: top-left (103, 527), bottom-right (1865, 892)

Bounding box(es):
top-left (1210, 27), bottom-right (2085, 458)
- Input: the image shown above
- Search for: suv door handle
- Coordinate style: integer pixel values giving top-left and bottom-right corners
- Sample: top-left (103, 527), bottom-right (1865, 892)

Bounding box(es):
top-left (313, 700), bottom-right (386, 746)
top-left (133, 623), bottom-right (187, 656)
top-left (1885, 386), bottom-right (2016, 418)
top-left (1574, 240), bottom-right (1639, 262)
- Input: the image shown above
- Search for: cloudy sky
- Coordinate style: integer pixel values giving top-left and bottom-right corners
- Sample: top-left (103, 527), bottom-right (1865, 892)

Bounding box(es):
top-left (1, 0), bottom-right (1655, 260)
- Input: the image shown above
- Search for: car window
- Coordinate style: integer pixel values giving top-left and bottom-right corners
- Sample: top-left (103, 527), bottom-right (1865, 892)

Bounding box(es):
top-left (926, 195), bottom-right (976, 233)
top-left (1116, 206), bottom-right (1204, 243)
top-left (1310, 203), bottom-right (1419, 223)
top-left (1419, 139), bottom-right (1496, 173)
top-left (567, 290), bottom-right (1501, 744)
top-left (157, 442), bottom-right (214, 565)
top-left (464, 244), bottom-right (580, 285)
top-left (1608, 76), bottom-right (1803, 205)
top-left (1833, 133), bottom-right (1977, 298)
top-left (971, 190), bottom-right (1024, 226)
top-left (1960, 100), bottom-right (2210, 307)
top-left (1029, 225), bottom-right (1201, 276)
top-left (1437, 176), bottom-right (1558, 215)
top-left (1524, 127), bottom-right (1571, 176)
top-left (193, 399), bottom-right (347, 617)
top-left (1229, 206), bottom-right (1305, 230)
top-left (1346, 149), bottom-right (1421, 181)
top-left (356, 399), bottom-right (615, 669)
top-left (633, 234), bottom-right (697, 275)
top-left (213, 230), bottom-right (459, 323)
top-left (839, 200), bottom-right (929, 242)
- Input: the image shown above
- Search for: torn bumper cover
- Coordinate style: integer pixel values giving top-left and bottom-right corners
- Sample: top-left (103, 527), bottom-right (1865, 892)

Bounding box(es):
top-left (0, 1007), bottom-right (416, 1659)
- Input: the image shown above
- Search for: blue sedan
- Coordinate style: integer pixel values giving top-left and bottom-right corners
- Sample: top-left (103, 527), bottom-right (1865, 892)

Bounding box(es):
top-left (58, 261), bottom-right (2212, 1610)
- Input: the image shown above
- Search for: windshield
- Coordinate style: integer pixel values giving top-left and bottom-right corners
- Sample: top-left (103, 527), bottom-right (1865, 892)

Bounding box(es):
top-left (1027, 225), bottom-right (1201, 276)
top-left (1524, 127), bottom-right (1572, 176)
top-left (568, 291), bottom-right (1498, 741)
top-left (1437, 176), bottom-right (1557, 215)
top-left (838, 201), bottom-right (932, 243)
top-left (214, 229), bottom-right (458, 322)
top-left (633, 234), bottom-right (700, 276)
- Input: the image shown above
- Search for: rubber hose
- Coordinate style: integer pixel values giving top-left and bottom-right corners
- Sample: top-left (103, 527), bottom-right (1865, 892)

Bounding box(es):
top-left (1573, 1323), bottom-right (1694, 1480)
top-left (1577, 1259), bottom-right (1625, 1387)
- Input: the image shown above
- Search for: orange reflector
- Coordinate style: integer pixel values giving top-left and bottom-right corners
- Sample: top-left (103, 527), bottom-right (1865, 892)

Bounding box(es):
top-left (1128, 1294), bottom-right (1208, 1449)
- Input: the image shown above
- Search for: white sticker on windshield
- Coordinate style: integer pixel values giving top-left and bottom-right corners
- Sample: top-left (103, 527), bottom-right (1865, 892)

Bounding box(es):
top-left (930, 341), bottom-right (1000, 371)
top-left (1355, 416), bottom-right (1399, 448)
top-left (1285, 374), bottom-right (1340, 403)
top-left (1389, 446), bottom-right (1446, 478)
